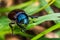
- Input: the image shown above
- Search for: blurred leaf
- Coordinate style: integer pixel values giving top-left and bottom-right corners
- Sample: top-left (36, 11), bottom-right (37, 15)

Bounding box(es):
top-left (24, 1), bottom-right (40, 15)
top-left (39, 0), bottom-right (55, 14)
top-left (0, 1), bottom-right (33, 13)
top-left (24, 0), bottom-right (55, 15)
top-left (0, 16), bottom-right (33, 39)
top-left (39, 0), bottom-right (60, 24)
top-left (0, 0), bottom-right (54, 15)
top-left (54, 0), bottom-right (60, 8)
top-left (26, 13), bottom-right (60, 30)
top-left (31, 23), bottom-right (60, 40)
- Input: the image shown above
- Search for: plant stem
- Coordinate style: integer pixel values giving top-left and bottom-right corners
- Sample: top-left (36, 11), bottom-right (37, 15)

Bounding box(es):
top-left (31, 23), bottom-right (60, 40)
top-left (39, 0), bottom-right (55, 14)
top-left (27, 0), bottom-right (55, 15)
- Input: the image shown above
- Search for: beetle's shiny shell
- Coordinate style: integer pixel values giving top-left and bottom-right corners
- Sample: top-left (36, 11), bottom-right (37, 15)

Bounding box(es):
top-left (8, 9), bottom-right (25, 20)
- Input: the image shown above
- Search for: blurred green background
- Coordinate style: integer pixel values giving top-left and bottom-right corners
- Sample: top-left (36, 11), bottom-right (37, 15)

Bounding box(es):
top-left (0, 0), bottom-right (60, 40)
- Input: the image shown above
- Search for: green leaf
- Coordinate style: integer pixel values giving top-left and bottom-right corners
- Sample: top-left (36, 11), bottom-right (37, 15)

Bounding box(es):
top-left (54, 0), bottom-right (60, 8)
top-left (0, 16), bottom-right (33, 39)
top-left (39, 0), bottom-right (55, 14)
top-left (0, 1), bottom-right (33, 13)
top-left (31, 23), bottom-right (60, 40)
top-left (26, 13), bottom-right (60, 30)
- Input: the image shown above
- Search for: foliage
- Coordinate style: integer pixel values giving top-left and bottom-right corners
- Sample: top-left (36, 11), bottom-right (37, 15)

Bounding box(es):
top-left (54, 0), bottom-right (60, 8)
top-left (0, 0), bottom-right (60, 40)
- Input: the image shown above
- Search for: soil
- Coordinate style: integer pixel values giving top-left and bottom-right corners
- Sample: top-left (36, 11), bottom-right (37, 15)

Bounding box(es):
top-left (5, 34), bottom-right (27, 40)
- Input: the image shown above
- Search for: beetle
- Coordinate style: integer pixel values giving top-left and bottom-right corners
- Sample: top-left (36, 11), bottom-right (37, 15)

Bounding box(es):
top-left (8, 9), bottom-right (29, 34)
top-left (8, 9), bottom-right (38, 34)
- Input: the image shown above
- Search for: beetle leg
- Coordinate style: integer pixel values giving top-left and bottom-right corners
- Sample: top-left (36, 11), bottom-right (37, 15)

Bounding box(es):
top-left (9, 23), bottom-right (15, 35)
top-left (16, 22), bottom-right (26, 32)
